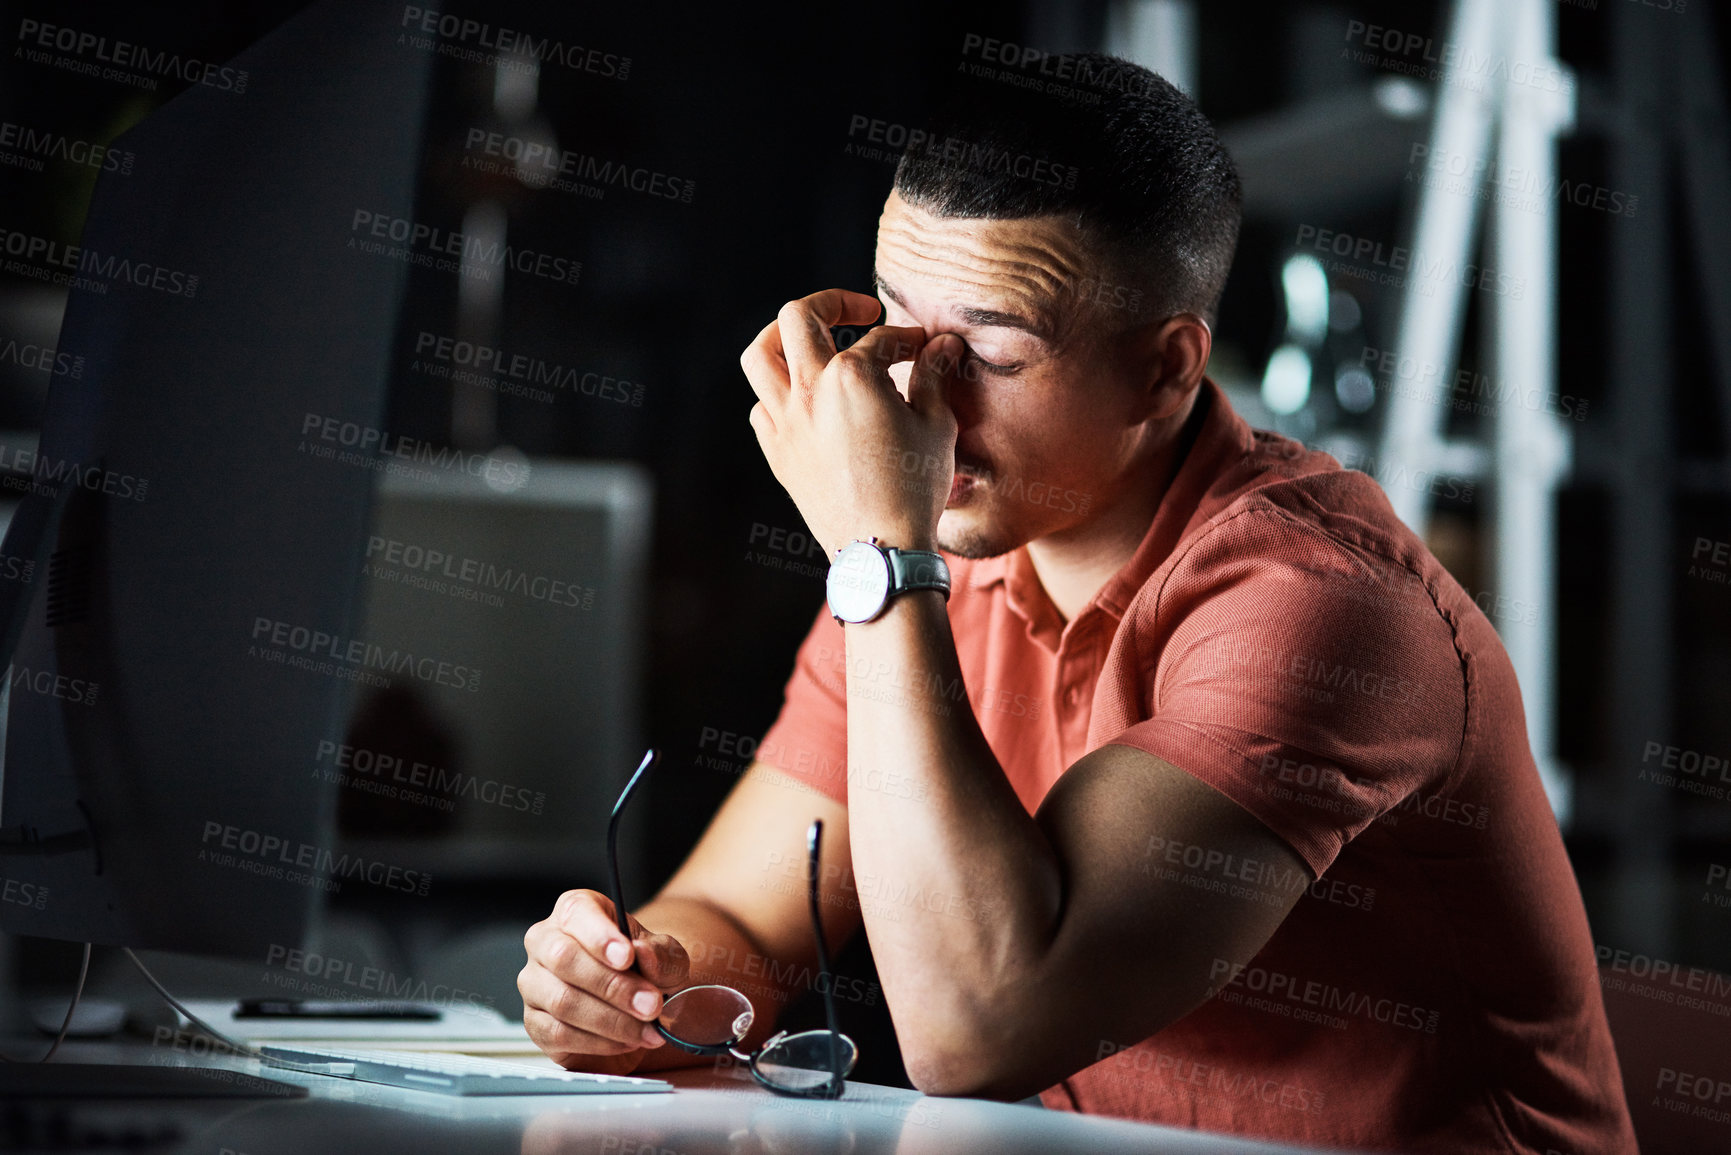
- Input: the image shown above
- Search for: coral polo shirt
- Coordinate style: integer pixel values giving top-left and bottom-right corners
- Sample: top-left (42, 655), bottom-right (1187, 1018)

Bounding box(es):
top-left (757, 379), bottom-right (1634, 1153)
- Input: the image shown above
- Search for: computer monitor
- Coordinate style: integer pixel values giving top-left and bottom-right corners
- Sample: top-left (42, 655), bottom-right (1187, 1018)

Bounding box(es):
top-left (0, 0), bottom-right (433, 959)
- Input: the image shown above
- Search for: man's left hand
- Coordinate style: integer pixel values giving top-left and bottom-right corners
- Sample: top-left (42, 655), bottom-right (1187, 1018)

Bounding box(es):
top-left (741, 288), bottom-right (962, 558)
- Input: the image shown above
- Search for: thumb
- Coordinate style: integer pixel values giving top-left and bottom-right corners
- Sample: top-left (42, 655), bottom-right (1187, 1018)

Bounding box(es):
top-left (907, 333), bottom-right (962, 419)
top-left (634, 931), bottom-right (691, 990)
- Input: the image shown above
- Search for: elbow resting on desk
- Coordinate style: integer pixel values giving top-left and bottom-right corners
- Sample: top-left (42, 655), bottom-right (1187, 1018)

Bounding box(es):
top-left (893, 961), bottom-right (1203, 1103)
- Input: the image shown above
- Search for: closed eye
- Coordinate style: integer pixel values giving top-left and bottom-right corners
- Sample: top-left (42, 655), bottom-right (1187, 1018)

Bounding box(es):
top-left (965, 350), bottom-right (1019, 376)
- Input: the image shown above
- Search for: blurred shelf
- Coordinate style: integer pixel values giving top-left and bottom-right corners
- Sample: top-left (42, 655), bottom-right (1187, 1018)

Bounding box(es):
top-left (1221, 77), bottom-right (1432, 219)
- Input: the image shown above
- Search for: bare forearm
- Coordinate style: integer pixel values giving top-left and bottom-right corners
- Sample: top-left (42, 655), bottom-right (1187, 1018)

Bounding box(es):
top-left (842, 590), bottom-right (1063, 1065)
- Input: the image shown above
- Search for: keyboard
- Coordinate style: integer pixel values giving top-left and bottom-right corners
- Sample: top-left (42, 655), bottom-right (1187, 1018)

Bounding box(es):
top-left (259, 1045), bottom-right (672, 1096)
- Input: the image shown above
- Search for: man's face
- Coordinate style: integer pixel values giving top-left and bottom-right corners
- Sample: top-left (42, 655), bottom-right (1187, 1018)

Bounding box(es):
top-left (873, 189), bottom-right (1163, 559)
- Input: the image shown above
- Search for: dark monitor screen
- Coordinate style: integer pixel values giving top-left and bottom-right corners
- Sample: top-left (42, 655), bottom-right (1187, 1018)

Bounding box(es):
top-left (0, 0), bottom-right (433, 958)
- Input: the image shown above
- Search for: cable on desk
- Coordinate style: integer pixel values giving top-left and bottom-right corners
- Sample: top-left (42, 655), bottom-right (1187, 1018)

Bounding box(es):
top-left (0, 941), bottom-right (90, 1063)
top-left (123, 948), bottom-right (338, 1077)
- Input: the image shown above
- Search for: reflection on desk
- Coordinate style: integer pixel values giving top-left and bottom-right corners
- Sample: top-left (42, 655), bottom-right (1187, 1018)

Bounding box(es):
top-left (26, 1042), bottom-right (1338, 1154)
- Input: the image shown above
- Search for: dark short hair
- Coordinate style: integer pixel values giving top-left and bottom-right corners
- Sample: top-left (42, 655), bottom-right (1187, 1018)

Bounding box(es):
top-left (892, 52), bottom-right (1241, 327)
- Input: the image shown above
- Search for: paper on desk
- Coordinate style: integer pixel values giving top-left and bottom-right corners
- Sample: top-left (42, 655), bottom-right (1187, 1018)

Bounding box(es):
top-left (177, 999), bottom-right (541, 1053)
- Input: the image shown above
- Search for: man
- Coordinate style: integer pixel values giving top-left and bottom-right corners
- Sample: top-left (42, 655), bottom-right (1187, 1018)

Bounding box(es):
top-left (520, 54), bottom-right (1635, 1153)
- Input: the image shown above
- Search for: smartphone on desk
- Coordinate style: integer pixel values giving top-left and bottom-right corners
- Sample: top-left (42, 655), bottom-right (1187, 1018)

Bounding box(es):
top-left (234, 998), bottom-right (443, 1021)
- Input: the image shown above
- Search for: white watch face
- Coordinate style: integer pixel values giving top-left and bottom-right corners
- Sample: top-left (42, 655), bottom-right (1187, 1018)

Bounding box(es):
top-left (826, 541), bottom-right (892, 623)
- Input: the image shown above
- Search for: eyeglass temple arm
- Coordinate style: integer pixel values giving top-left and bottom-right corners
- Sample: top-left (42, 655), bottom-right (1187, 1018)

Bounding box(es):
top-left (606, 749), bottom-right (659, 940)
top-left (807, 819), bottom-right (845, 1092)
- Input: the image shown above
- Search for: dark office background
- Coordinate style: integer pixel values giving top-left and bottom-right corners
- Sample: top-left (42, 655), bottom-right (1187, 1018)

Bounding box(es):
top-left (2, 0), bottom-right (1729, 1123)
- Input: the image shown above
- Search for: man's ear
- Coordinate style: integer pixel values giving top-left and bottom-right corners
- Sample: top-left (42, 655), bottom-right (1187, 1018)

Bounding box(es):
top-left (1137, 312), bottom-right (1211, 420)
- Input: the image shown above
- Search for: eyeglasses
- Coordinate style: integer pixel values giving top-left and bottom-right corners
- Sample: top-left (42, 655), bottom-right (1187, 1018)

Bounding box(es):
top-left (605, 749), bottom-right (857, 1098)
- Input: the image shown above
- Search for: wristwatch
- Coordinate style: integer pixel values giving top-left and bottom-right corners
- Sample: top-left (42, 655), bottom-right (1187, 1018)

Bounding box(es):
top-left (825, 537), bottom-right (951, 624)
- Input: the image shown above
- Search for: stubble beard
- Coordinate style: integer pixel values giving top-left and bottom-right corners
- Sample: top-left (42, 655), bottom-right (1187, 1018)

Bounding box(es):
top-left (936, 508), bottom-right (1021, 560)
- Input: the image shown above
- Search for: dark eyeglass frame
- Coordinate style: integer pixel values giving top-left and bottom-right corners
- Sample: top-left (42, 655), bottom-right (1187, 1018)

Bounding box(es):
top-left (605, 749), bottom-right (853, 1099)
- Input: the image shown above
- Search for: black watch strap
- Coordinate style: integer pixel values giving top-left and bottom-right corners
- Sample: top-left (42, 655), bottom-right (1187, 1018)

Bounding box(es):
top-left (886, 548), bottom-right (951, 599)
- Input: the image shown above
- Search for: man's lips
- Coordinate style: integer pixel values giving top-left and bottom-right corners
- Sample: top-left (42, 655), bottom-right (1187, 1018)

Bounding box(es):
top-left (953, 452), bottom-right (992, 482)
top-left (948, 458), bottom-right (990, 505)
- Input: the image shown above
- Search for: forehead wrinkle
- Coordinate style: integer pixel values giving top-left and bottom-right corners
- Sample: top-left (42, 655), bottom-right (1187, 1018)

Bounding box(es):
top-left (877, 218), bottom-right (1090, 346)
top-left (878, 252), bottom-right (1069, 348)
top-left (880, 205), bottom-right (1088, 291)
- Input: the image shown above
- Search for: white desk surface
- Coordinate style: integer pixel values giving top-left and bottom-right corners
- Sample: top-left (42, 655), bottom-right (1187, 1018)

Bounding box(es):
top-left (24, 1040), bottom-right (1343, 1155)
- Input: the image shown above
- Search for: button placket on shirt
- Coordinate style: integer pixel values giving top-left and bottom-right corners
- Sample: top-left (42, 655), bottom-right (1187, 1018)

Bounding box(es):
top-left (1053, 613), bottom-right (1103, 766)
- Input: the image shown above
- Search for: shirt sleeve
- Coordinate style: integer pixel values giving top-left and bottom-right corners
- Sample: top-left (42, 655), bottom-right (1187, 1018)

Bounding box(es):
top-left (1099, 504), bottom-right (1469, 879)
top-left (756, 604), bottom-right (850, 804)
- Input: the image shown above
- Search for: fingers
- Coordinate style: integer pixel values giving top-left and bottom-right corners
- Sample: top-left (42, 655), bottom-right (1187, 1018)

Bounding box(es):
top-left (838, 324), bottom-right (929, 383)
top-left (520, 964), bottom-right (663, 1058)
top-left (741, 290), bottom-right (881, 412)
top-left (778, 289), bottom-right (884, 384)
top-left (518, 889), bottom-right (703, 1071)
top-left (905, 332), bottom-right (964, 418)
top-left (748, 400), bottom-right (775, 444)
top-left (526, 920), bottom-right (666, 1016)
top-left (741, 316), bottom-right (791, 413)
top-left (552, 888), bottom-right (637, 969)
top-left (634, 931), bottom-right (691, 990)
top-left (520, 891), bottom-right (687, 1050)
top-left (740, 290), bottom-right (884, 416)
